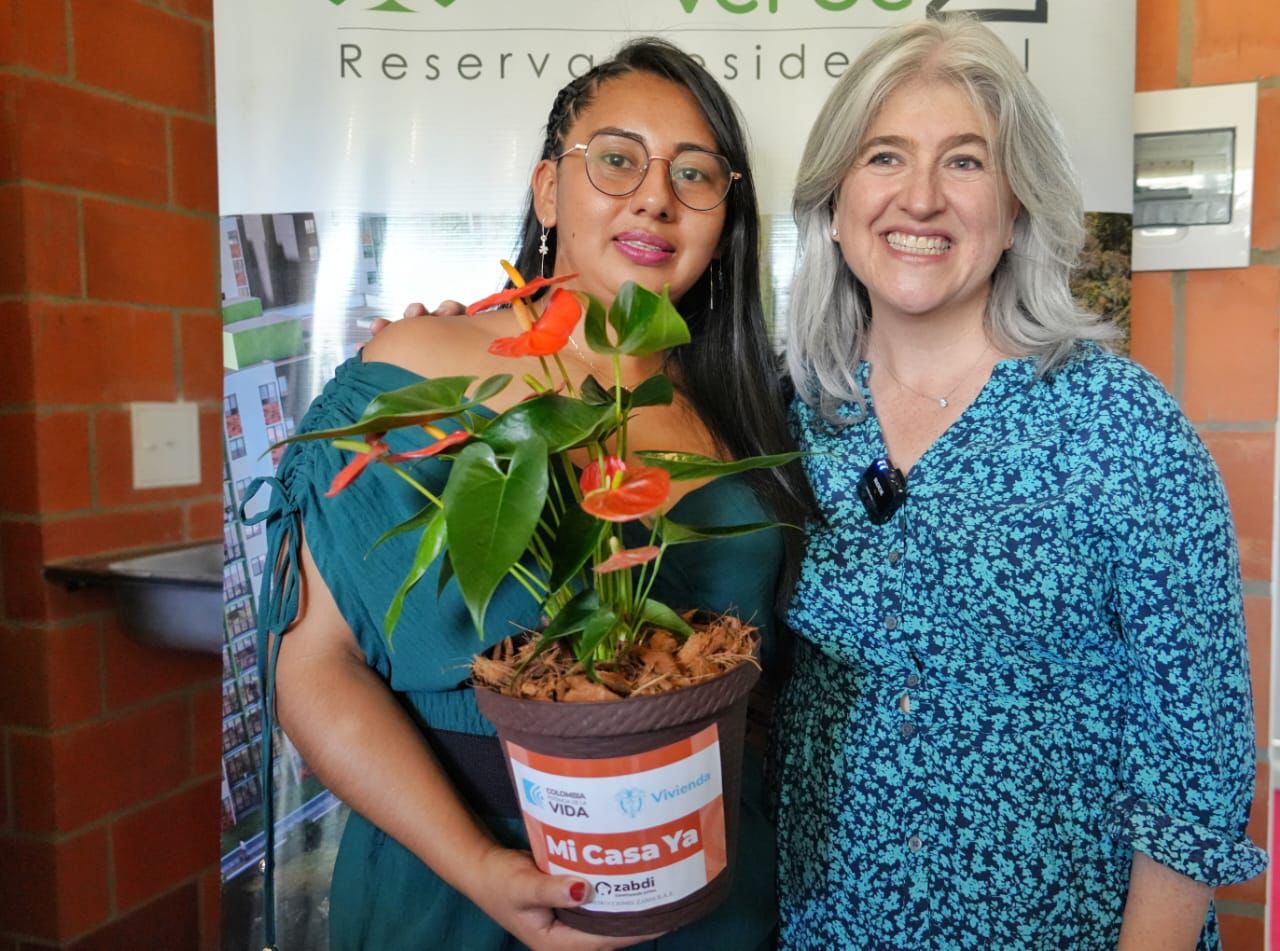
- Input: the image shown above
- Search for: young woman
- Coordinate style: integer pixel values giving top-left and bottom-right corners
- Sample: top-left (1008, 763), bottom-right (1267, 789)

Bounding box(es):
top-left (775, 16), bottom-right (1264, 950)
top-left (252, 38), bottom-right (812, 951)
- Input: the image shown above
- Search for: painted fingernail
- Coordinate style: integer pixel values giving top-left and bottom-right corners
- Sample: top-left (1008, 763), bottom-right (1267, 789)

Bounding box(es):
top-left (569, 881), bottom-right (587, 902)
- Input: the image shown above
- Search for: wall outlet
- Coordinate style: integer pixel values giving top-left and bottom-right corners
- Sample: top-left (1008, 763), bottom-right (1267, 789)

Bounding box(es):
top-left (131, 402), bottom-right (201, 489)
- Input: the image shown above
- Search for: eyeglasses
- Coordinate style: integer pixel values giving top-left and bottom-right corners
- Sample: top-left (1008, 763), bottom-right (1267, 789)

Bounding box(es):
top-left (556, 132), bottom-right (741, 212)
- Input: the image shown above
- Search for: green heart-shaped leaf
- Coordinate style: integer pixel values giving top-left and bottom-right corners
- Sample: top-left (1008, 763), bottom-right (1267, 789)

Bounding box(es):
top-left (384, 508), bottom-right (447, 641)
top-left (655, 514), bottom-right (789, 546)
top-left (585, 282), bottom-right (689, 357)
top-left (479, 394), bottom-right (613, 455)
top-left (443, 439), bottom-right (548, 636)
top-left (638, 598), bottom-right (694, 639)
top-left (546, 503), bottom-right (608, 593)
top-left (636, 449), bottom-right (805, 481)
top-left (281, 375), bottom-right (509, 444)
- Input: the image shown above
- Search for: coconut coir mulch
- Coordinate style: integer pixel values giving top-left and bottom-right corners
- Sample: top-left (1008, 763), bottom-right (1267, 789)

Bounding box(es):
top-left (471, 612), bottom-right (759, 702)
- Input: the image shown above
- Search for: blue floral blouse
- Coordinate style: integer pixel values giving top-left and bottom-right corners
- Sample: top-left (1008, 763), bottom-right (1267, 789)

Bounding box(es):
top-left (774, 345), bottom-right (1265, 950)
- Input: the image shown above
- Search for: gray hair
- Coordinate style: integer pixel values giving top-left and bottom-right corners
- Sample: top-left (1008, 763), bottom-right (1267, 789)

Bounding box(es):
top-left (786, 14), bottom-right (1117, 418)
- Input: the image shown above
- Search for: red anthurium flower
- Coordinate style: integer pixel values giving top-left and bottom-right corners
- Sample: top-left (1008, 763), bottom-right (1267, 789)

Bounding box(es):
top-left (326, 434), bottom-right (389, 498)
top-left (466, 272), bottom-right (578, 316)
top-left (580, 462), bottom-right (671, 522)
top-left (579, 455), bottom-right (629, 495)
top-left (593, 545), bottom-right (662, 574)
top-left (488, 289), bottom-right (584, 358)
top-left (384, 429), bottom-right (471, 464)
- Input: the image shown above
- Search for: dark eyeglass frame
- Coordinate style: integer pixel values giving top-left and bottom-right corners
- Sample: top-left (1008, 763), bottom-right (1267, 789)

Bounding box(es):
top-left (555, 131), bottom-right (742, 212)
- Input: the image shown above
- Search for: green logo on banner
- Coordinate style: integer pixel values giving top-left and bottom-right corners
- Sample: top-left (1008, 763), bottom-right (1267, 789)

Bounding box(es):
top-left (333, 0), bottom-right (457, 9)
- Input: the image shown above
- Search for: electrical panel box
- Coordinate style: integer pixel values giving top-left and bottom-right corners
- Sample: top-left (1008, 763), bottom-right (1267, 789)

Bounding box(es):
top-left (1132, 82), bottom-right (1257, 271)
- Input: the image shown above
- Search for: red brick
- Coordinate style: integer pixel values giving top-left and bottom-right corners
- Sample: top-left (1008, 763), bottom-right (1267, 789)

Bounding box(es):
top-left (32, 411), bottom-right (93, 514)
top-left (65, 882), bottom-right (200, 951)
top-left (20, 186), bottom-right (82, 298)
top-left (1135, 0), bottom-right (1180, 91)
top-left (112, 781), bottom-right (221, 910)
top-left (9, 77), bottom-right (167, 203)
top-left (0, 622), bottom-right (102, 729)
top-left (186, 498), bottom-right (224, 539)
top-left (1192, 0), bottom-right (1280, 84)
top-left (0, 521), bottom-right (53, 621)
top-left (83, 200), bottom-right (218, 309)
top-left (162, 0), bottom-right (213, 21)
top-left (95, 407), bottom-right (220, 509)
top-left (0, 74), bottom-right (21, 181)
top-left (72, 0), bottom-right (209, 115)
top-left (0, 0), bottom-right (69, 75)
top-left (0, 827), bottom-right (110, 941)
top-left (1255, 88), bottom-right (1280, 252)
top-left (40, 509), bottom-right (189, 563)
top-left (1183, 268), bottom-right (1280, 423)
top-left (0, 186), bottom-right (23, 294)
top-left (0, 732), bottom-right (9, 829)
top-left (180, 311), bottom-right (224, 402)
top-left (1202, 431), bottom-right (1274, 583)
top-left (190, 681), bottom-right (223, 776)
top-left (1219, 912), bottom-right (1265, 950)
top-left (11, 698), bottom-right (190, 833)
top-left (0, 300), bottom-right (35, 405)
top-left (197, 867), bottom-right (219, 951)
top-left (38, 411), bottom-right (92, 513)
top-left (171, 116), bottom-right (218, 214)
top-left (1128, 271), bottom-right (1175, 392)
top-left (0, 411), bottom-right (40, 513)
top-left (103, 615), bottom-right (220, 712)
top-left (30, 300), bottom-right (177, 404)
top-left (0, 184), bottom-right (81, 300)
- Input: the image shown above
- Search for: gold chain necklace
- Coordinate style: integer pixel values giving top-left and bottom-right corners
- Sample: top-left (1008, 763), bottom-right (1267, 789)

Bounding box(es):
top-left (568, 336), bottom-right (609, 380)
top-left (878, 343), bottom-right (992, 409)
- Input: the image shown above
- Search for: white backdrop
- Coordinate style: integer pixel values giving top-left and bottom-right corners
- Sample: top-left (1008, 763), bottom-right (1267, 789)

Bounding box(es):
top-left (215, 0), bottom-right (1137, 217)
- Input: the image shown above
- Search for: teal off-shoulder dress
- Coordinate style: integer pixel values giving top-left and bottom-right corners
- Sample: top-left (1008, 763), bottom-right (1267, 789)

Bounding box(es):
top-left (251, 356), bottom-right (783, 951)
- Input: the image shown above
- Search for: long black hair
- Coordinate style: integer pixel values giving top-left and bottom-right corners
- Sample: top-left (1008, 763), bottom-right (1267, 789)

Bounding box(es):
top-left (511, 37), bottom-right (817, 610)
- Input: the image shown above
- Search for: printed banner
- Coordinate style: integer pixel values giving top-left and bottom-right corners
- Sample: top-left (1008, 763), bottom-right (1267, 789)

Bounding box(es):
top-left (508, 725), bottom-right (727, 912)
top-left (215, 0), bottom-right (1136, 216)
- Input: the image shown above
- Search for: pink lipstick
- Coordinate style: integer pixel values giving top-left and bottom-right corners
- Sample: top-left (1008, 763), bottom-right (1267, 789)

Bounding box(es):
top-left (614, 230), bottom-right (675, 266)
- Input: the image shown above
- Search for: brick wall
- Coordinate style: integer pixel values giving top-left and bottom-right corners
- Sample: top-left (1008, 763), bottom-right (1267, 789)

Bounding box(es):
top-left (1133, 1), bottom-right (1280, 948)
top-left (0, 1), bottom-right (223, 947)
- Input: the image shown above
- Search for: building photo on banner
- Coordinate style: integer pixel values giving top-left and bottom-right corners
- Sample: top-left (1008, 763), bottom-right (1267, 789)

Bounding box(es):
top-left (213, 1), bottom-right (1138, 947)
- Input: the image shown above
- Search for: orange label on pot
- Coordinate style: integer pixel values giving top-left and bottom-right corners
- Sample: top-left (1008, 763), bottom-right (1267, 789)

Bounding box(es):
top-left (506, 724), bottom-right (727, 913)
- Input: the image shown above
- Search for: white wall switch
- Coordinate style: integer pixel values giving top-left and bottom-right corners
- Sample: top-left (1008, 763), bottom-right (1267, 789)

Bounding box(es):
top-left (131, 402), bottom-right (201, 489)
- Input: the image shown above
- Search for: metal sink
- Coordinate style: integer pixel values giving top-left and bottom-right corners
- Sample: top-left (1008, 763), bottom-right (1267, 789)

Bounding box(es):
top-left (45, 541), bottom-right (224, 653)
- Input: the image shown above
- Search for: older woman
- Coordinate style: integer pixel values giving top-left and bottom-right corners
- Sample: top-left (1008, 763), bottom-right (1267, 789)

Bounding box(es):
top-left (775, 15), bottom-right (1265, 951)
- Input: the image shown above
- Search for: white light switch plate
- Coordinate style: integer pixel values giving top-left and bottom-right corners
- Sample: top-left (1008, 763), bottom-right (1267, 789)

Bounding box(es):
top-left (131, 402), bottom-right (201, 489)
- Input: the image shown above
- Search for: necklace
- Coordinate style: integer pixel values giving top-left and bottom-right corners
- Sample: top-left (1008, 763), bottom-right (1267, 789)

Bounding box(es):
top-left (879, 343), bottom-right (992, 409)
top-left (568, 336), bottom-right (608, 380)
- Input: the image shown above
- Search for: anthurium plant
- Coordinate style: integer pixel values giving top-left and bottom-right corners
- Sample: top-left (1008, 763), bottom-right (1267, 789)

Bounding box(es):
top-left (284, 262), bottom-right (798, 683)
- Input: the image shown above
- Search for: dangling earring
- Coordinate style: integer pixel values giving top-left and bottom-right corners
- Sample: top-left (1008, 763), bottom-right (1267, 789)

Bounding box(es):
top-left (538, 225), bottom-right (550, 278)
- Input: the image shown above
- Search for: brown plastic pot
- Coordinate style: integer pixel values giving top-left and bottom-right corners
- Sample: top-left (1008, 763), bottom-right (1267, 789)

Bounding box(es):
top-left (473, 657), bottom-right (760, 937)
